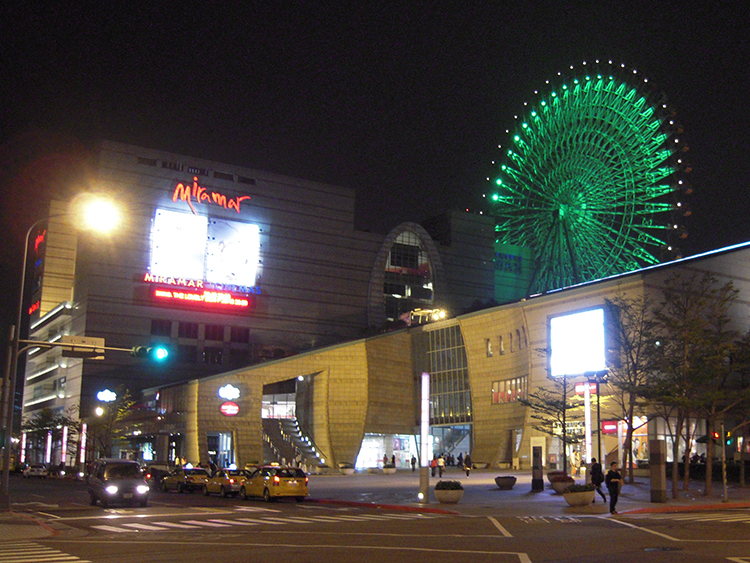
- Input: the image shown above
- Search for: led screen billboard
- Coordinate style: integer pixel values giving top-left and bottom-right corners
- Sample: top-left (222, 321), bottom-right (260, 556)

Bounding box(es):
top-left (549, 308), bottom-right (606, 377)
top-left (149, 208), bottom-right (261, 291)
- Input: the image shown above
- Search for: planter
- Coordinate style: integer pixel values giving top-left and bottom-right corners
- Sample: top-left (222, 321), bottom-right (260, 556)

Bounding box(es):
top-left (551, 479), bottom-right (575, 494)
top-left (382, 467), bottom-right (397, 474)
top-left (546, 470), bottom-right (567, 483)
top-left (494, 476), bottom-right (517, 490)
top-left (563, 489), bottom-right (596, 507)
top-left (434, 489), bottom-right (464, 504)
top-left (473, 462), bottom-right (489, 469)
top-left (339, 468), bottom-right (355, 475)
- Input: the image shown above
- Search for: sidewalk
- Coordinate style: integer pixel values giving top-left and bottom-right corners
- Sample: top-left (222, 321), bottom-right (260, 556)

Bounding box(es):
top-left (2, 468), bottom-right (750, 542)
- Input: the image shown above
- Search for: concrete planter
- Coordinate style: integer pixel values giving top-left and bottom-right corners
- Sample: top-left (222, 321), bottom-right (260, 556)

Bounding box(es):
top-left (494, 476), bottom-right (517, 490)
top-left (382, 467), bottom-right (397, 474)
top-left (339, 468), bottom-right (355, 475)
top-left (551, 479), bottom-right (575, 494)
top-left (434, 489), bottom-right (464, 504)
top-left (563, 489), bottom-right (596, 506)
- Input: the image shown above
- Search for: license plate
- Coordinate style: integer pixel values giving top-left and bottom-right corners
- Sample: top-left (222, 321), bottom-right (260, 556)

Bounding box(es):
top-left (123, 493), bottom-right (133, 499)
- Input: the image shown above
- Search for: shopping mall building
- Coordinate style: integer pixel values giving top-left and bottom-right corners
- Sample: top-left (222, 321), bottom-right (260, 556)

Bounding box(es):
top-left (20, 140), bottom-right (750, 472)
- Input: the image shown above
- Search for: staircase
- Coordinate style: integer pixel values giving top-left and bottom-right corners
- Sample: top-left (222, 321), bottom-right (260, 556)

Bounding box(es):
top-left (262, 417), bottom-right (326, 469)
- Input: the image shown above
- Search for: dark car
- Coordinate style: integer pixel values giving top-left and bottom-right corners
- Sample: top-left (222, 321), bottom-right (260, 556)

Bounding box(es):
top-left (160, 467), bottom-right (210, 493)
top-left (88, 458), bottom-right (150, 508)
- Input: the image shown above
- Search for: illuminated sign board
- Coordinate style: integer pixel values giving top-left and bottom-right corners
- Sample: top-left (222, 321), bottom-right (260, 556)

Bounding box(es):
top-left (173, 177), bottom-right (251, 215)
top-left (153, 288), bottom-right (250, 308)
top-left (601, 421), bottom-right (618, 434)
top-left (549, 308), bottom-right (606, 377)
top-left (147, 208), bottom-right (262, 310)
top-left (220, 401), bottom-right (240, 416)
top-left (218, 384), bottom-right (240, 400)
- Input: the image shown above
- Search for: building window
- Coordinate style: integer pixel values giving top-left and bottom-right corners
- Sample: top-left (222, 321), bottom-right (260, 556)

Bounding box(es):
top-left (230, 326), bottom-right (250, 343)
top-left (509, 332), bottom-right (514, 353)
top-left (228, 348), bottom-right (251, 367)
top-left (491, 376), bottom-right (528, 404)
top-left (485, 338), bottom-right (493, 357)
top-left (151, 319), bottom-right (172, 337)
top-left (204, 324), bottom-right (225, 341)
top-left (178, 322), bottom-right (199, 339)
top-left (203, 347), bottom-right (223, 365)
top-left (516, 329), bottom-right (522, 349)
top-left (178, 345), bottom-right (197, 363)
top-left (498, 335), bottom-right (505, 355)
top-left (522, 326), bottom-right (528, 348)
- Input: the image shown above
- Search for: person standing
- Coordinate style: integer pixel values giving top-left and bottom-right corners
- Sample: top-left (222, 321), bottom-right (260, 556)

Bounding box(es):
top-left (430, 457), bottom-right (437, 477)
top-left (605, 461), bottom-right (622, 514)
top-left (463, 453), bottom-right (472, 477)
top-left (589, 457), bottom-right (606, 503)
top-left (437, 455), bottom-right (445, 478)
top-left (410, 455), bottom-right (417, 472)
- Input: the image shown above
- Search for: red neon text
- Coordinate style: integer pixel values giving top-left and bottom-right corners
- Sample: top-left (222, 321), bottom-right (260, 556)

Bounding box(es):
top-left (34, 229), bottom-right (47, 253)
top-left (28, 300), bottom-right (40, 316)
top-left (220, 402), bottom-right (240, 416)
top-left (144, 273), bottom-right (204, 288)
top-left (173, 177), bottom-right (251, 215)
top-left (154, 288), bottom-right (249, 308)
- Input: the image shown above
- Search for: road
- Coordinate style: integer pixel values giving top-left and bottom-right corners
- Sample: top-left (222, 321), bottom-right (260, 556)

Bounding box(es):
top-left (6, 475), bottom-right (750, 562)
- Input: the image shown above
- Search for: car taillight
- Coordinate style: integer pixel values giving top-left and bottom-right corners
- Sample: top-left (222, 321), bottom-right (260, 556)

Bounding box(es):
top-left (146, 473), bottom-right (152, 480)
top-left (229, 479), bottom-right (235, 484)
top-left (272, 476), bottom-right (280, 486)
top-left (305, 476), bottom-right (309, 483)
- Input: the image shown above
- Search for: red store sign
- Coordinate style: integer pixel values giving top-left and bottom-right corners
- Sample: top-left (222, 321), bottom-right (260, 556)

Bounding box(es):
top-left (220, 402), bottom-right (240, 417)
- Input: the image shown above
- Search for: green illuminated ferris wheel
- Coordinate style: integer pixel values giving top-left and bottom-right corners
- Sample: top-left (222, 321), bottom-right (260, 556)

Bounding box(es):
top-left (490, 60), bottom-right (691, 295)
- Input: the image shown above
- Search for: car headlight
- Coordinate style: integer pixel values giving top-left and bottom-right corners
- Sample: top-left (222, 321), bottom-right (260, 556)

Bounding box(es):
top-left (105, 485), bottom-right (119, 495)
top-left (136, 485), bottom-right (150, 495)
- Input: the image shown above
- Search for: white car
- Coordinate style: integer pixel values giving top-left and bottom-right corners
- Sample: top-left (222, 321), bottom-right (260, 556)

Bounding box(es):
top-left (23, 464), bottom-right (49, 478)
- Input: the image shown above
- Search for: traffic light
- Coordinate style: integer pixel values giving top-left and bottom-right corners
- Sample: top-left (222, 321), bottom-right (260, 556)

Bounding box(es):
top-left (711, 431), bottom-right (720, 441)
top-left (131, 346), bottom-right (169, 361)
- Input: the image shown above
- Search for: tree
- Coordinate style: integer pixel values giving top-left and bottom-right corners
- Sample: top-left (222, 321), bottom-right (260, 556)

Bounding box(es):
top-left (88, 387), bottom-right (136, 458)
top-left (21, 406), bottom-right (81, 465)
top-left (519, 372), bottom-right (582, 475)
top-left (604, 294), bottom-right (658, 483)
top-left (647, 272), bottom-right (745, 498)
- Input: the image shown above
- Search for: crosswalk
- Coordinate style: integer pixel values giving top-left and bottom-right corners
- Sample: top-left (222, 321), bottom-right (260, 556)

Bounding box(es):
top-left (624, 509), bottom-right (750, 524)
top-left (0, 541), bottom-right (89, 563)
top-left (91, 507), bottom-right (441, 534)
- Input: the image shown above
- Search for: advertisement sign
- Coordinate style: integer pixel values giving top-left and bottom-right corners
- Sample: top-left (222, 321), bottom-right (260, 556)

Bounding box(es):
top-left (220, 402), bottom-right (240, 417)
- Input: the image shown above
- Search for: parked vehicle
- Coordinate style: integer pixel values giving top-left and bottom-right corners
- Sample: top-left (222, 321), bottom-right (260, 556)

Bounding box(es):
top-left (23, 464), bottom-right (49, 479)
top-left (87, 458), bottom-right (150, 508)
top-left (143, 463), bottom-right (171, 490)
top-left (238, 466), bottom-right (308, 502)
top-left (160, 467), bottom-right (210, 493)
top-left (203, 469), bottom-right (247, 497)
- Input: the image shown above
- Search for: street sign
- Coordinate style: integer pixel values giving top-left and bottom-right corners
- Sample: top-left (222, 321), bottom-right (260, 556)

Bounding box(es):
top-left (60, 335), bottom-right (105, 359)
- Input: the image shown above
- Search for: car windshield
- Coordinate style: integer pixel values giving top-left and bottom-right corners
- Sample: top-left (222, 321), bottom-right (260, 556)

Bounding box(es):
top-left (105, 464), bottom-right (142, 479)
top-left (187, 469), bottom-right (209, 476)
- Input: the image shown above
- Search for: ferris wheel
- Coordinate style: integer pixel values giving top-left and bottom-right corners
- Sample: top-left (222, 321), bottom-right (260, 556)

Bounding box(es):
top-left (489, 60), bottom-right (691, 295)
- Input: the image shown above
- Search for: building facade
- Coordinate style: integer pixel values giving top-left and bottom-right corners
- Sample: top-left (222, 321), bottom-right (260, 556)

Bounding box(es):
top-left (20, 140), bottom-right (495, 467)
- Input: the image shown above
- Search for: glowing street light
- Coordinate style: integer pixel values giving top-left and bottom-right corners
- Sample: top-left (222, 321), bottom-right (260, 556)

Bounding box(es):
top-left (0, 195), bottom-right (121, 511)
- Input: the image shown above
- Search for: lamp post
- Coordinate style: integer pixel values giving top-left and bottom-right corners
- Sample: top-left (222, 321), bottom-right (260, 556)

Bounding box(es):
top-left (0, 197), bottom-right (119, 511)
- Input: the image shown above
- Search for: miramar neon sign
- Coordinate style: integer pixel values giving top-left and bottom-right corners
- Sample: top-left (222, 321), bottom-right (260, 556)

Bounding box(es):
top-left (143, 273), bottom-right (261, 294)
top-left (173, 177), bottom-right (251, 215)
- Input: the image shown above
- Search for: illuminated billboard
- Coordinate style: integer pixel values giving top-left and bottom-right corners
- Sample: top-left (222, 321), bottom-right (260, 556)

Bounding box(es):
top-left (549, 308), bottom-right (606, 377)
top-left (148, 208), bottom-right (261, 304)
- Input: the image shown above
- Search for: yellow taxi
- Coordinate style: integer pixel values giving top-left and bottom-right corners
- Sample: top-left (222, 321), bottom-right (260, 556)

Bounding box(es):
top-left (238, 465), bottom-right (308, 502)
top-left (160, 467), bottom-right (210, 493)
top-left (203, 469), bottom-right (248, 498)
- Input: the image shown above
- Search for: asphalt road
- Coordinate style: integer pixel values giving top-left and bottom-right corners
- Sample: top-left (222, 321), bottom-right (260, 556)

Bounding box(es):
top-left (6, 474), bottom-right (750, 562)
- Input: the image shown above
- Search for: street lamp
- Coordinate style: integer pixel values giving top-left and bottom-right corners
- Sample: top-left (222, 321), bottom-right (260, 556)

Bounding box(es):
top-left (0, 196), bottom-right (120, 511)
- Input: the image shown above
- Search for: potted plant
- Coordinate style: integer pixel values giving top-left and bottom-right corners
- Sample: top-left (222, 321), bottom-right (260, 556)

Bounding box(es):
top-left (434, 480), bottom-right (464, 504)
top-left (382, 463), bottom-right (397, 474)
top-left (337, 462), bottom-right (355, 475)
top-left (562, 483), bottom-right (596, 506)
top-left (494, 475), bottom-right (517, 490)
top-left (549, 474), bottom-right (575, 494)
top-left (546, 470), bottom-right (567, 483)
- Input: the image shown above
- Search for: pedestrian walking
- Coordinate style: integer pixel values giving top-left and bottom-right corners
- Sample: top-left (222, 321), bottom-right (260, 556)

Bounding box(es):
top-left (463, 453), bottom-right (472, 477)
top-left (410, 456), bottom-right (417, 472)
top-left (589, 457), bottom-right (606, 503)
top-left (437, 455), bottom-right (445, 477)
top-left (430, 457), bottom-right (437, 477)
top-left (605, 461), bottom-right (622, 514)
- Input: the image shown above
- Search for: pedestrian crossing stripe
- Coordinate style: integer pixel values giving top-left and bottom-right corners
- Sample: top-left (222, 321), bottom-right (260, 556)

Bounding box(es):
top-left (91, 511), bottom-right (442, 534)
top-left (0, 541), bottom-right (90, 562)
top-left (626, 511), bottom-right (750, 523)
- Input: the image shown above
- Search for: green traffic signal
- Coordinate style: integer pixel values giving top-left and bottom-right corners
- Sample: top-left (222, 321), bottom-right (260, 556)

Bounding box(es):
top-left (131, 346), bottom-right (169, 361)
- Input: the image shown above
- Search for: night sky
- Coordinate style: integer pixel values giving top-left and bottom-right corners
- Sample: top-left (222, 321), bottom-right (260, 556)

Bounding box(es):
top-left (1, 3), bottom-right (749, 274)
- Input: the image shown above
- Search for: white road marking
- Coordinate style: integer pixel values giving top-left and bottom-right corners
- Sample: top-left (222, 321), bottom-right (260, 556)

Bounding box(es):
top-left (488, 516), bottom-right (513, 537)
